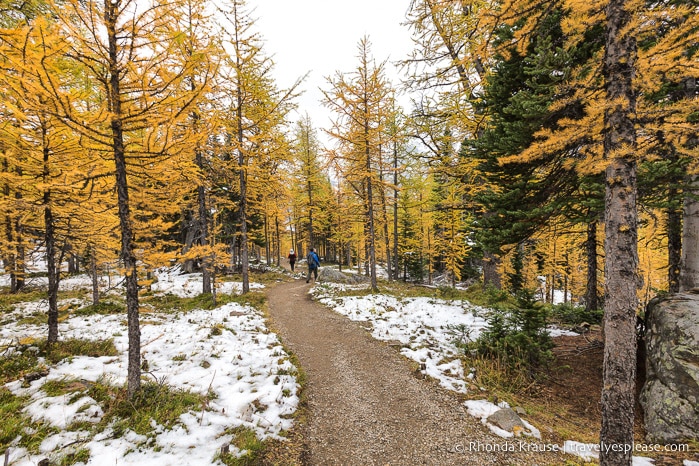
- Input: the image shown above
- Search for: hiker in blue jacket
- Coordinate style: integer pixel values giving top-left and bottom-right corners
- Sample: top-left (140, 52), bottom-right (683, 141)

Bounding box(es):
top-left (306, 248), bottom-right (320, 283)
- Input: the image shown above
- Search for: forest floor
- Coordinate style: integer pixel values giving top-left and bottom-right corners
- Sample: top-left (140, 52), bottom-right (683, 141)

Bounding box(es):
top-left (262, 278), bottom-right (571, 465)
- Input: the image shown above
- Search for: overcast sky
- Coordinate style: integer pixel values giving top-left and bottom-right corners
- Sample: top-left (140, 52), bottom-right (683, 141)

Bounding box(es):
top-left (250, 0), bottom-right (415, 135)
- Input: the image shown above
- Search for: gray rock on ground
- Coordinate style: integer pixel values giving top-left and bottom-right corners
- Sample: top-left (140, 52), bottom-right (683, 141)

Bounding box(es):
top-left (317, 267), bottom-right (369, 284)
top-left (486, 407), bottom-right (526, 433)
top-left (640, 293), bottom-right (699, 443)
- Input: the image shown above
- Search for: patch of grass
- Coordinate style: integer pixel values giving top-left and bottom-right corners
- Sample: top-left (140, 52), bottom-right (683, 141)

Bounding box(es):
top-left (42, 378), bottom-right (90, 398)
top-left (17, 420), bottom-right (59, 452)
top-left (1, 338), bottom-right (118, 385)
top-left (460, 282), bottom-right (517, 309)
top-left (0, 287), bottom-right (46, 312)
top-left (0, 388), bottom-right (30, 449)
top-left (44, 338), bottom-right (119, 364)
top-left (142, 292), bottom-right (254, 314)
top-left (59, 448), bottom-right (91, 466)
top-left (0, 387), bottom-right (59, 453)
top-left (74, 300), bottom-right (125, 316)
top-left (104, 381), bottom-right (207, 438)
top-left (219, 426), bottom-right (266, 466)
top-left (461, 354), bottom-right (533, 393)
top-left (0, 346), bottom-right (43, 384)
top-left (142, 293), bottom-right (216, 313)
top-left (224, 292), bottom-right (267, 311)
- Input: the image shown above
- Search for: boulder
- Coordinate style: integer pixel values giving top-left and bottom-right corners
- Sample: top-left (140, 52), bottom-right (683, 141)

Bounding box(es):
top-left (640, 293), bottom-right (699, 443)
top-left (317, 267), bottom-right (369, 284)
top-left (486, 407), bottom-right (526, 433)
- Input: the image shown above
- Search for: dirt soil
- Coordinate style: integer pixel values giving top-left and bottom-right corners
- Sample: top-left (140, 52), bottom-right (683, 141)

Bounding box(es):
top-left (530, 329), bottom-right (698, 466)
top-left (264, 279), bottom-right (572, 465)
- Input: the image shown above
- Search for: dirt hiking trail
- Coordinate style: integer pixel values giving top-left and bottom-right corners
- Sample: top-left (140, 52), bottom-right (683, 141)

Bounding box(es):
top-left (265, 279), bottom-right (567, 465)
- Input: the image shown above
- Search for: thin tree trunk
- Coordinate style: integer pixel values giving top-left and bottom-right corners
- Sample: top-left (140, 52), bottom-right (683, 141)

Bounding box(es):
top-left (275, 215), bottom-right (281, 267)
top-left (600, 0), bottom-right (638, 460)
top-left (43, 121), bottom-right (59, 344)
top-left (90, 246), bottom-right (100, 306)
top-left (196, 152), bottom-right (211, 294)
top-left (366, 148), bottom-right (378, 290)
top-left (379, 174), bottom-right (392, 281)
top-left (107, 0), bottom-right (140, 398)
top-left (236, 74), bottom-right (250, 292)
top-left (264, 214), bottom-right (271, 266)
top-left (393, 141), bottom-right (399, 281)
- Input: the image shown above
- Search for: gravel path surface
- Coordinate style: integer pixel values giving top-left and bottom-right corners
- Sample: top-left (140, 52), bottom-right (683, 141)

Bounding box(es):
top-left (266, 279), bottom-right (568, 465)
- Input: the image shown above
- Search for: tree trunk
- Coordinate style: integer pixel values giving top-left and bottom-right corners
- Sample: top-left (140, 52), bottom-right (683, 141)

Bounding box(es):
top-left (482, 250), bottom-right (501, 289)
top-left (600, 0), bottom-right (638, 461)
top-left (196, 148), bottom-right (211, 294)
top-left (585, 220), bottom-right (599, 311)
top-left (43, 123), bottom-right (59, 344)
top-left (90, 246), bottom-right (100, 306)
top-left (366, 167), bottom-right (378, 290)
top-left (680, 176), bottom-right (699, 291)
top-left (237, 88), bottom-right (250, 294)
top-left (393, 141), bottom-right (399, 280)
top-left (667, 195), bottom-right (681, 293)
top-left (264, 214), bottom-right (271, 266)
top-left (275, 215), bottom-right (281, 267)
top-left (379, 172), bottom-right (392, 281)
top-left (107, 0), bottom-right (140, 398)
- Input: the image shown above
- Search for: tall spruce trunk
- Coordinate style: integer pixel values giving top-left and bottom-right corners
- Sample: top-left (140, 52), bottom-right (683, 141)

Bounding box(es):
top-left (107, 0), bottom-right (140, 398)
top-left (600, 0), bottom-right (638, 461)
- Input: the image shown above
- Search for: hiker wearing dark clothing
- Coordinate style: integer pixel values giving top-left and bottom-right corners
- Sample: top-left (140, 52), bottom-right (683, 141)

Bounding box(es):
top-left (288, 249), bottom-right (297, 272)
top-left (306, 248), bottom-right (320, 283)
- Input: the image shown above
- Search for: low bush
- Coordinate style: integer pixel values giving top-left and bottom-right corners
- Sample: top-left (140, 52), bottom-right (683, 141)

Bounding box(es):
top-left (466, 291), bottom-right (553, 379)
top-left (548, 302), bottom-right (603, 326)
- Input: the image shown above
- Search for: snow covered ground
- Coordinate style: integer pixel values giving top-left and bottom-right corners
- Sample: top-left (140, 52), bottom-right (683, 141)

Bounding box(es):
top-left (313, 282), bottom-right (576, 395)
top-left (2, 263), bottom-right (694, 465)
top-left (1, 269), bottom-right (298, 466)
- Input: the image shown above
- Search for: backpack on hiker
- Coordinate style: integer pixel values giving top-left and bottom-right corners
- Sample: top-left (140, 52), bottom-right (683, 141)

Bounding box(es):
top-left (307, 250), bottom-right (320, 269)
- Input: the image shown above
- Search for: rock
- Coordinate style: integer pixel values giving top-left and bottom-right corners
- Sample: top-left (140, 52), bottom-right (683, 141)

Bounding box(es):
top-left (23, 370), bottom-right (49, 383)
top-left (640, 293), bottom-right (699, 443)
top-left (514, 406), bottom-right (527, 416)
top-left (317, 267), bottom-right (369, 284)
top-left (486, 407), bottom-right (526, 433)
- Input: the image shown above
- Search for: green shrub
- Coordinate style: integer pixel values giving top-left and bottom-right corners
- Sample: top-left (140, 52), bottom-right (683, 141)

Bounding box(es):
top-left (548, 302), bottom-right (603, 326)
top-left (468, 290), bottom-right (553, 378)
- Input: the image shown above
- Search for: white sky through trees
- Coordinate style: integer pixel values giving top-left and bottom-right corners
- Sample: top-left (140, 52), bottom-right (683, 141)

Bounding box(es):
top-left (251, 0), bottom-right (414, 133)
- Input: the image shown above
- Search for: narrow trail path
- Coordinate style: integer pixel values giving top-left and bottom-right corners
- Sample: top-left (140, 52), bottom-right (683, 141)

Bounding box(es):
top-left (265, 278), bottom-right (567, 465)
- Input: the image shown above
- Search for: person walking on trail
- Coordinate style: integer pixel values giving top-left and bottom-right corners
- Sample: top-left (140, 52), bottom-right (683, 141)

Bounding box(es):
top-left (306, 248), bottom-right (320, 283)
top-left (288, 249), bottom-right (297, 272)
